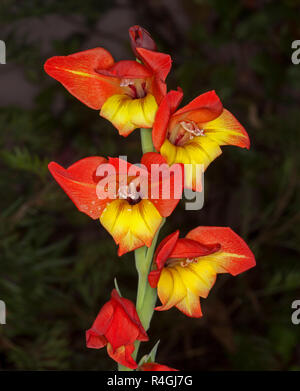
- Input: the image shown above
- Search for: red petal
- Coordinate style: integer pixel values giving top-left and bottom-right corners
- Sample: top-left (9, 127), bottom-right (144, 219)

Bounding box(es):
top-left (170, 238), bottom-right (220, 259)
top-left (48, 157), bottom-right (108, 219)
top-left (86, 329), bottom-right (107, 349)
top-left (166, 88), bottom-right (184, 113)
top-left (105, 304), bottom-right (141, 351)
top-left (111, 290), bottom-right (148, 342)
top-left (108, 156), bottom-right (148, 176)
top-left (149, 76), bottom-right (167, 104)
top-left (152, 89), bottom-right (183, 151)
top-left (44, 48), bottom-right (123, 109)
top-left (149, 157), bottom-right (184, 217)
top-left (186, 227), bottom-right (256, 275)
top-left (140, 151), bottom-right (168, 169)
top-left (107, 343), bottom-right (137, 369)
top-left (172, 90), bottom-right (223, 124)
top-left (90, 301), bottom-right (114, 335)
top-left (136, 47), bottom-right (172, 81)
top-left (140, 362), bottom-right (178, 371)
top-left (155, 231), bottom-right (180, 265)
top-left (140, 152), bottom-right (183, 217)
top-left (153, 166), bottom-right (183, 217)
top-left (148, 269), bottom-right (161, 289)
top-left (148, 231), bottom-right (180, 287)
top-left (96, 60), bottom-right (152, 79)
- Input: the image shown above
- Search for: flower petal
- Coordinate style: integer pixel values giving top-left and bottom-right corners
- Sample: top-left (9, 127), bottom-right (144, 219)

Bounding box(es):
top-left (201, 108), bottom-right (250, 149)
top-left (100, 93), bottom-right (158, 136)
top-left (175, 289), bottom-right (203, 318)
top-left (186, 226), bottom-right (256, 275)
top-left (152, 89), bottom-right (183, 151)
top-left (188, 260), bottom-right (217, 298)
top-left (44, 48), bottom-right (122, 109)
top-left (141, 152), bottom-right (183, 217)
top-left (89, 301), bottom-right (114, 335)
top-left (114, 295), bottom-right (148, 342)
top-left (171, 90), bottom-right (223, 124)
top-left (96, 60), bottom-right (152, 79)
top-left (100, 199), bottom-right (162, 256)
top-left (154, 230), bottom-right (180, 270)
top-left (136, 47), bottom-right (172, 81)
top-left (170, 238), bottom-right (220, 259)
top-left (140, 151), bottom-right (168, 169)
top-left (148, 230), bottom-right (179, 288)
top-left (105, 304), bottom-right (141, 350)
top-left (160, 136), bottom-right (222, 171)
top-left (48, 157), bottom-right (109, 219)
top-left (172, 264), bottom-right (211, 298)
top-left (107, 343), bottom-right (137, 369)
top-left (156, 268), bottom-right (187, 311)
top-left (86, 329), bottom-right (107, 349)
top-left (140, 362), bottom-right (178, 371)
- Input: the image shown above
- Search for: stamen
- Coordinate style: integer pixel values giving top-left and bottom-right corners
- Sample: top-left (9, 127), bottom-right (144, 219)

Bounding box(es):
top-left (118, 185), bottom-right (129, 199)
top-left (118, 180), bottom-right (142, 205)
top-left (120, 78), bottom-right (135, 87)
top-left (180, 257), bottom-right (198, 267)
top-left (180, 120), bottom-right (205, 137)
top-left (120, 78), bottom-right (147, 99)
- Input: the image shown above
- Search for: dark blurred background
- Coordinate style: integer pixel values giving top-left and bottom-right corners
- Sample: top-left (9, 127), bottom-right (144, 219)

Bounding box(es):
top-left (0, 0), bottom-right (300, 371)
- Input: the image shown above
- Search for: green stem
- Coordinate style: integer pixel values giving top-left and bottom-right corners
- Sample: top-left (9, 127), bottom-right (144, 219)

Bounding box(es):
top-left (118, 127), bottom-right (162, 371)
top-left (132, 218), bottom-right (165, 362)
top-left (140, 128), bottom-right (155, 153)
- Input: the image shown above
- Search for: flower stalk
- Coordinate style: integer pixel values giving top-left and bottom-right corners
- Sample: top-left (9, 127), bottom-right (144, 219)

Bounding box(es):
top-left (140, 127), bottom-right (155, 153)
top-left (118, 129), bottom-right (164, 371)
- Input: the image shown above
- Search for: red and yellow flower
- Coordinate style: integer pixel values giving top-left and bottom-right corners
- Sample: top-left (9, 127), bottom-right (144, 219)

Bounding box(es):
top-left (48, 153), bottom-right (183, 256)
top-left (44, 28), bottom-right (171, 136)
top-left (139, 362), bottom-right (178, 371)
top-left (86, 289), bottom-right (148, 369)
top-left (152, 89), bottom-right (250, 190)
top-left (148, 226), bottom-right (255, 317)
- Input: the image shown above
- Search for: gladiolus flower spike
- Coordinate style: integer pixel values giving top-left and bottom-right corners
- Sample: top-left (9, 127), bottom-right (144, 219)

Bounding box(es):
top-left (45, 25), bottom-right (256, 372)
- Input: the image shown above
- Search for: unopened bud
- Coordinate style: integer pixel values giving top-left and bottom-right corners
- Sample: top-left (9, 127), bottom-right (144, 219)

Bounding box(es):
top-left (129, 25), bottom-right (157, 59)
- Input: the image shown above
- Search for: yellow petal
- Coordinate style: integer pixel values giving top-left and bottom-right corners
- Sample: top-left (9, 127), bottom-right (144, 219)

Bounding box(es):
top-left (188, 260), bottom-right (217, 298)
top-left (157, 267), bottom-right (187, 310)
top-left (195, 251), bottom-right (246, 274)
top-left (160, 137), bottom-right (221, 189)
top-left (100, 199), bottom-right (162, 255)
top-left (100, 93), bottom-right (158, 136)
top-left (132, 200), bottom-right (162, 245)
top-left (173, 264), bottom-right (209, 298)
top-left (201, 109), bottom-right (249, 148)
top-left (175, 289), bottom-right (202, 318)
